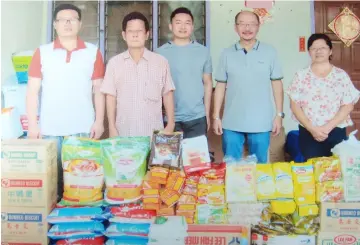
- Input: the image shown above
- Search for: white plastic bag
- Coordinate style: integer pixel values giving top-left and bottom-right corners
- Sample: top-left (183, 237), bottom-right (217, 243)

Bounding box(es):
top-left (1, 107), bottom-right (23, 139)
top-left (331, 130), bottom-right (360, 202)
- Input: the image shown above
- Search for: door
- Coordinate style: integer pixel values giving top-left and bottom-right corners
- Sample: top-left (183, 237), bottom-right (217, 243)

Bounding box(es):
top-left (315, 1), bottom-right (360, 137)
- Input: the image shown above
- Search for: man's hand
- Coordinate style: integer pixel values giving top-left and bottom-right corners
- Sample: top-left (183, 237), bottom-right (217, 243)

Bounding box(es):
top-left (163, 122), bottom-right (175, 135)
top-left (28, 125), bottom-right (41, 139)
top-left (109, 126), bottom-right (119, 138)
top-left (90, 121), bottom-right (104, 139)
top-left (213, 119), bottom-right (223, 135)
top-left (309, 126), bottom-right (329, 142)
top-left (272, 117), bottom-right (282, 136)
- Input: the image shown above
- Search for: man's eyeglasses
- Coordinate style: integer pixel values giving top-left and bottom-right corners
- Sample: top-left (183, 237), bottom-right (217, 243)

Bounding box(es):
top-left (55, 18), bottom-right (79, 25)
top-left (236, 23), bottom-right (259, 28)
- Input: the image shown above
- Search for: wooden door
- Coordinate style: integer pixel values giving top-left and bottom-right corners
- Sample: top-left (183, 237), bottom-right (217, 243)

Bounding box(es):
top-left (315, 1), bottom-right (360, 137)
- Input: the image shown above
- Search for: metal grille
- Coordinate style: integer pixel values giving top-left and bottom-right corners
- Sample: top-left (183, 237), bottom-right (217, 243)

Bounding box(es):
top-left (105, 1), bottom-right (153, 61)
top-left (53, 1), bottom-right (100, 45)
top-left (158, 1), bottom-right (206, 47)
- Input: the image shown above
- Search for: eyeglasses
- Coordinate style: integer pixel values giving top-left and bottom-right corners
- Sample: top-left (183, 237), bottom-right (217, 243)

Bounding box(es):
top-left (309, 47), bottom-right (329, 52)
top-left (126, 30), bottom-right (146, 35)
top-left (236, 23), bottom-right (259, 28)
top-left (55, 18), bottom-right (79, 25)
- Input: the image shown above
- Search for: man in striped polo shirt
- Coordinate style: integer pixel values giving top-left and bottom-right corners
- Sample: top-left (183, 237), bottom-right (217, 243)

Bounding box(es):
top-left (26, 4), bottom-right (105, 197)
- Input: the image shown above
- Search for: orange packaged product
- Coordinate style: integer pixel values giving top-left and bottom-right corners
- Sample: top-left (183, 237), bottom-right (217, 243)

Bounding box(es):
top-left (149, 167), bottom-right (169, 185)
top-left (160, 189), bottom-right (180, 207)
top-left (199, 163), bottom-right (226, 185)
top-left (176, 210), bottom-right (195, 217)
top-left (143, 173), bottom-right (161, 190)
top-left (143, 196), bottom-right (160, 204)
top-left (158, 204), bottom-right (175, 216)
top-left (143, 189), bottom-right (160, 196)
top-left (166, 170), bottom-right (185, 192)
top-left (144, 203), bottom-right (160, 211)
top-left (177, 194), bottom-right (197, 211)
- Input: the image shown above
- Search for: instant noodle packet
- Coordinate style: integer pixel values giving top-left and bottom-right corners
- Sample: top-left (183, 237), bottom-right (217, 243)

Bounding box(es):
top-left (149, 166), bottom-right (169, 185)
top-left (160, 189), bottom-right (180, 207)
top-left (177, 194), bottom-right (197, 211)
top-left (273, 162), bottom-right (294, 199)
top-left (198, 184), bottom-right (225, 205)
top-left (181, 135), bottom-right (211, 174)
top-left (270, 200), bottom-right (296, 215)
top-left (165, 170), bottom-right (185, 192)
top-left (149, 131), bottom-right (183, 168)
top-left (256, 164), bottom-right (276, 201)
top-left (196, 204), bottom-right (227, 224)
top-left (316, 181), bottom-right (344, 203)
top-left (101, 137), bottom-right (150, 205)
top-left (61, 137), bottom-right (103, 206)
top-left (292, 163), bottom-right (316, 205)
top-left (312, 156), bottom-right (342, 183)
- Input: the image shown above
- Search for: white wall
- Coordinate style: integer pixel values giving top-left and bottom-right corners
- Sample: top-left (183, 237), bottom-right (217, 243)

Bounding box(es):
top-left (1, 0), bottom-right (48, 83)
top-left (209, 1), bottom-right (313, 132)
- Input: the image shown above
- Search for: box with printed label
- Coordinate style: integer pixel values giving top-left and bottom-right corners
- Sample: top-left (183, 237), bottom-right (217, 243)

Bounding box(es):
top-left (267, 235), bottom-right (316, 245)
top-left (186, 224), bottom-right (250, 245)
top-left (1, 139), bottom-right (57, 174)
top-left (317, 232), bottom-right (360, 245)
top-left (1, 167), bottom-right (57, 209)
top-left (1, 235), bottom-right (48, 245)
top-left (1, 206), bottom-right (50, 238)
top-left (320, 203), bottom-right (360, 232)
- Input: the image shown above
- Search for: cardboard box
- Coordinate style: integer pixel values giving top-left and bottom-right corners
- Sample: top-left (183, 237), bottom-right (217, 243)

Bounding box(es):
top-left (1, 206), bottom-right (50, 238)
top-left (320, 203), bottom-right (360, 232)
top-left (1, 235), bottom-right (48, 245)
top-left (317, 232), bottom-right (360, 245)
top-left (1, 168), bottom-right (57, 209)
top-left (267, 235), bottom-right (315, 245)
top-left (186, 224), bottom-right (250, 245)
top-left (1, 139), bottom-right (57, 174)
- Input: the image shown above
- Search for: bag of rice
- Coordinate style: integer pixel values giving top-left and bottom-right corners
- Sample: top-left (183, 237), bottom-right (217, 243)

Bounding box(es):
top-left (101, 137), bottom-right (150, 204)
top-left (61, 137), bottom-right (103, 206)
top-left (48, 222), bottom-right (105, 240)
top-left (256, 164), bottom-right (276, 201)
top-left (273, 162), bottom-right (294, 199)
top-left (55, 236), bottom-right (105, 245)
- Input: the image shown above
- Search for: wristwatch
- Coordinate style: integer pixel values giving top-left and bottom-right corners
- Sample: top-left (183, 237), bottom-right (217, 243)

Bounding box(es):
top-left (277, 112), bottom-right (285, 119)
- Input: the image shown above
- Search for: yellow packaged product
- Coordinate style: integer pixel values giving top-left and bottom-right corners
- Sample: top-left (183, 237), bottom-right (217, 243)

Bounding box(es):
top-left (158, 204), bottom-right (175, 216)
top-left (177, 194), bottom-right (197, 211)
top-left (316, 181), bottom-right (344, 203)
top-left (312, 156), bottom-right (342, 183)
top-left (270, 200), bottom-right (296, 215)
top-left (143, 172), bottom-right (161, 189)
top-left (165, 170), bottom-right (185, 192)
top-left (144, 203), bottom-right (160, 211)
top-left (196, 204), bottom-right (228, 224)
top-left (256, 164), bottom-right (276, 201)
top-left (292, 163), bottom-right (316, 205)
top-left (273, 162), bottom-right (294, 199)
top-left (198, 184), bottom-right (225, 205)
top-left (143, 189), bottom-right (159, 196)
top-left (143, 196), bottom-right (160, 204)
top-left (296, 204), bottom-right (319, 217)
top-left (160, 189), bottom-right (180, 207)
top-left (149, 167), bottom-right (169, 185)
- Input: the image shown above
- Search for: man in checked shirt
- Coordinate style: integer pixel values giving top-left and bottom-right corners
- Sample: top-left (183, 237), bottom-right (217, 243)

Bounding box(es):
top-left (101, 12), bottom-right (176, 137)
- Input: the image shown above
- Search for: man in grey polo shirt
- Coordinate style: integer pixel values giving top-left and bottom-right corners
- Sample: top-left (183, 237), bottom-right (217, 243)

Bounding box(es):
top-left (213, 11), bottom-right (284, 163)
top-left (156, 7), bottom-right (213, 139)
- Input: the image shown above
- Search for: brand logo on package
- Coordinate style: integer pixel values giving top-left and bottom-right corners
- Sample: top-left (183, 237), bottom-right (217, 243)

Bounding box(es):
top-left (1, 179), bottom-right (43, 188)
top-left (327, 208), bottom-right (360, 218)
top-left (334, 235), bottom-right (357, 245)
top-left (1, 212), bottom-right (42, 222)
top-left (300, 238), bottom-right (313, 244)
top-left (7, 151), bottom-right (38, 159)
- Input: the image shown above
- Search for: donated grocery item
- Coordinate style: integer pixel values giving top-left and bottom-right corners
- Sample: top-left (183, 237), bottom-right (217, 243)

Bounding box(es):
top-left (316, 181), bottom-right (344, 203)
top-left (196, 204), bottom-right (227, 224)
top-left (177, 194), bottom-right (197, 211)
top-left (165, 170), bottom-right (185, 192)
top-left (143, 203), bottom-right (160, 211)
top-left (104, 223), bottom-right (150, 239)
top-left (143, 173), bottom-right (161, 190)
top-left (312, 156), bottom-right (341, 183)
top-left (160, 189), bottom-right (180, 207)
top-left (292, 214), bottom-right (320, 235)
top-left (182, 135), bottom-right (211, 173)
top-left (149, 167), bottom-right (169, 185)
top-left (61, 137), bottom-right (103, 206)
top-left (102, 137), bottom-right (150, 204)
top-left (226, 156), bottom-right (257, 203)
top-left (149, 131), bottom-right (182, 168)
top-left (198, 184), bottom-right (225, 205)
top-left (332, 131), bottom-right (360, 202)
top-left (106, 239), bottom-right (149, 245)
top-left (158, 204), bottom-right (175, 216)
top-left (143, 196), bottom-right (160, 204)
top-left (292, 163), bottom-right (316, 205)
top-left (109, 206), bottom-right (156, 223)
top-left (55, 236), bottom-right (105, 245)
top-left (47, 207), bottom-right (106, 224)
top-left (199, 163), bottom-right (226, 185)
top-left (12, 50), bottom-right (33, 83)
top-left (256, 164), bottom-right (276, 201)
top-left (183, 173), bottom-right (200, 196)
top-left (270, 200), bottom-right (296, 215)
top-left (295, 204), bottom-right (319, 217)
top-left (227, 203), bottom-right (266, 226)
top-left (48, 222), bottom-right (105, 239)
top-left (256, 207), bottom-right (295, 236)
top-left (273, 162), bottom-right (294, 199)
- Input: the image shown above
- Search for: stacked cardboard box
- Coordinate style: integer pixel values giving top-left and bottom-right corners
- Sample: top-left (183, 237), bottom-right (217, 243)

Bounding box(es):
top-left (1, 139), bottom-right (58, 245)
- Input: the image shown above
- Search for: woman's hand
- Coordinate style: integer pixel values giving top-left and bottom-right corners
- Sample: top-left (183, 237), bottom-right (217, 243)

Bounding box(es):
top-left (309, 126), bottom-right (329, 142)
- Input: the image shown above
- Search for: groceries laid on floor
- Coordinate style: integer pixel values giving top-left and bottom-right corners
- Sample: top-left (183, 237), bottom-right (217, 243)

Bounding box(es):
top-left (1, 131), bottom-right (359, 245)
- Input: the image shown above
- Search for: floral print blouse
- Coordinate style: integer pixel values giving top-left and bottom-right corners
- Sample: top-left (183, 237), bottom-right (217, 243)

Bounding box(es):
top-left (286, 66), bottom-right (360, 128)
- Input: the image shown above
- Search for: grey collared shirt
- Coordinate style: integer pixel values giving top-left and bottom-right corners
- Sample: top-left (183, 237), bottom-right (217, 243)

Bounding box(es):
top-left (215, 41), bottom-right (283, 132)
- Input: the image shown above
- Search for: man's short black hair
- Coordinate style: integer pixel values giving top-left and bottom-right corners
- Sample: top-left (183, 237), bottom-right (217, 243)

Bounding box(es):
top-left (234, 11), bottom-right (260, 24)
top-left (170, 7), bottom-right (194, 22)
top-left (54, 3), bottom-right (82, 21)
top-left (122, 12), bottom-right (150, 32)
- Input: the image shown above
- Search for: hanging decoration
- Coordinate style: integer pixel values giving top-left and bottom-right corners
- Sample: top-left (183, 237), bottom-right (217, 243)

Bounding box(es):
top-left (244, 0), bottom-right (275, 25)
top-left (328, 7), bottom-right (360, 47)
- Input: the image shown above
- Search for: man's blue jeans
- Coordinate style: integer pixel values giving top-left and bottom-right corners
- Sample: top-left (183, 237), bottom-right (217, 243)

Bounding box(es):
top-left (222, 129), bottom-right (270, 163)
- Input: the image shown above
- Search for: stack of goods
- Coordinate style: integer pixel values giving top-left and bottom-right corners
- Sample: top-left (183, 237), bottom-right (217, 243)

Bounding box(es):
top-left (148, 216), bottom-right (188, 245)
top-left (1, 139), bottom-right (58, 245)
top-left (104, 204), bottom-right (155, 245)
top-left (47, 207), bottom-right (107, 244)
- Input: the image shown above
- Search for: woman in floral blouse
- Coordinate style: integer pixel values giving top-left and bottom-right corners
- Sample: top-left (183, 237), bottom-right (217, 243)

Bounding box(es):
top-left (286, 33), bottom-right (360, 160)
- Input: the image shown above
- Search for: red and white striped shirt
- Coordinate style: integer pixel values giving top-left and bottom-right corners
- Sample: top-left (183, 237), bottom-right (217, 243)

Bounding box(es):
top-left (101, 49), bottom-right (175, 137)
